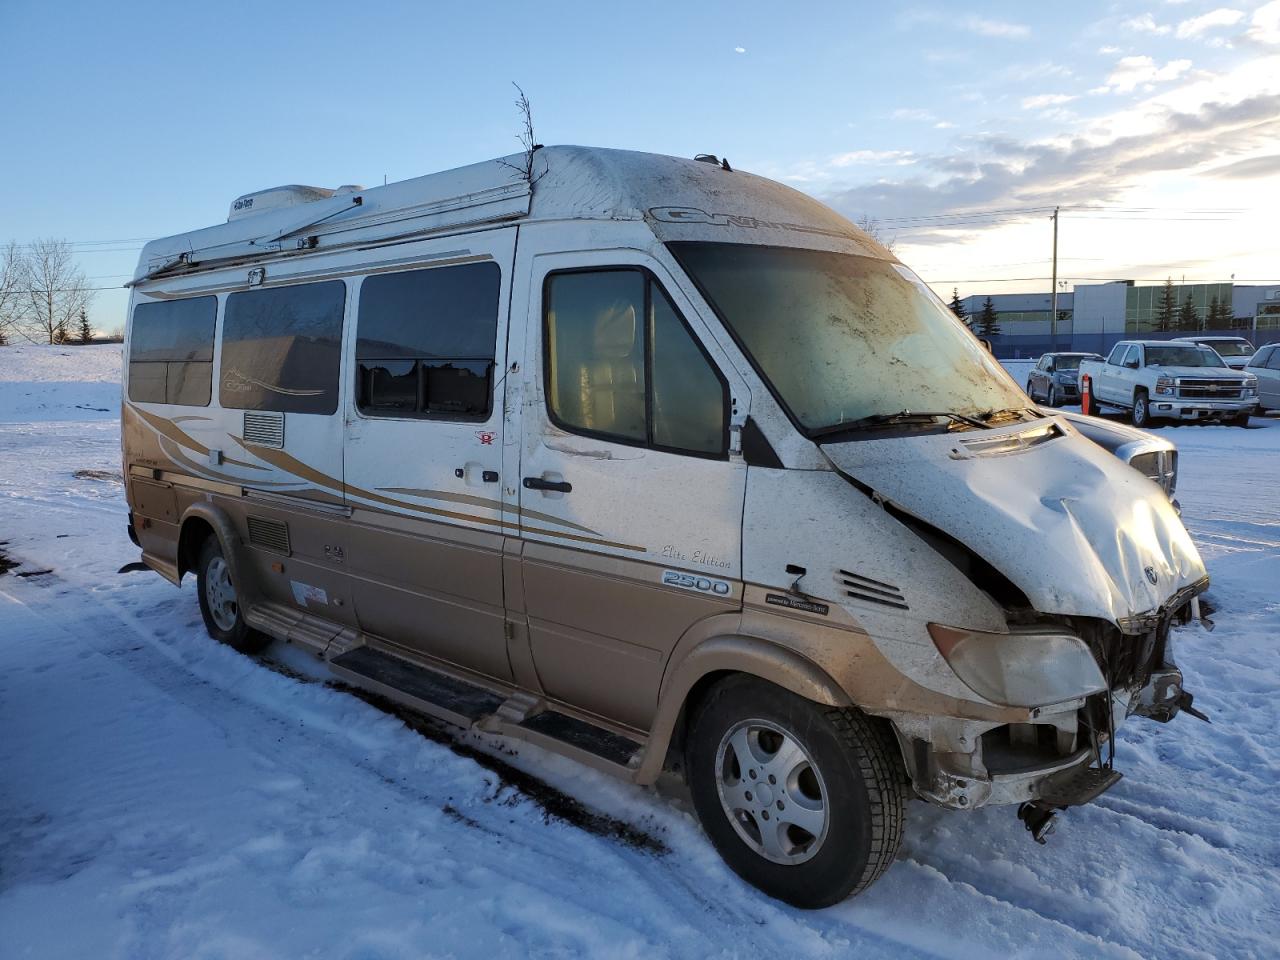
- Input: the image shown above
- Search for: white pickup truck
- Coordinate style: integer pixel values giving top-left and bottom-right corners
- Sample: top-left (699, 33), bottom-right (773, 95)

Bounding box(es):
top-left (1078, 339), bottom-right (1259, 427)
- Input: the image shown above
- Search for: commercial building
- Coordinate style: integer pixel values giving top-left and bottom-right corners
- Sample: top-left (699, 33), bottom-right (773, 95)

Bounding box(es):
top-left (957, 281), bottom-right (1280, 358)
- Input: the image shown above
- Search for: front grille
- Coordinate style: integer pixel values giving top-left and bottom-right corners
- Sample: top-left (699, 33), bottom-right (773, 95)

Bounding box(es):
top-left (1177, 378), bottom-right (1244, 399)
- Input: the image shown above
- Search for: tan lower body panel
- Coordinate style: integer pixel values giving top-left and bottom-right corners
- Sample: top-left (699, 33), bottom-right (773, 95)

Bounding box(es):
top-left (519, 541), bottom-right (740, 731)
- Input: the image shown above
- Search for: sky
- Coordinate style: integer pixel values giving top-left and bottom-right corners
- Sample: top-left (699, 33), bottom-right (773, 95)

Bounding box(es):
top-left (2, 0), bottom-right (1278, 332)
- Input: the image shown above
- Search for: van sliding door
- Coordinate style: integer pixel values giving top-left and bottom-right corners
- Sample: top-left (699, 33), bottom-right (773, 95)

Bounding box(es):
top-left (341, 229), bottom-right (518, 682)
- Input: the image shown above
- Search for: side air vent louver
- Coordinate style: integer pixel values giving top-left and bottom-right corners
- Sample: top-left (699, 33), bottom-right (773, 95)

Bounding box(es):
top-left (247, 516), bottom-right (291, 554)
top-left (243, 411), bottom-right (285, 448)
top-left (837, 569), bottom-right (909, 610)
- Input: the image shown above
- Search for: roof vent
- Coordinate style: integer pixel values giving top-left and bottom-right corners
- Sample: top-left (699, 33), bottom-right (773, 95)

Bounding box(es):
top-left (227, 184), bottom-right (337, 222)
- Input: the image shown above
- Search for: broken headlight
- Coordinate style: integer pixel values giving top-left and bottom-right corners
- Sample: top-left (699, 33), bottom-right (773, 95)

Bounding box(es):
top-left (928, 623), bottom-right (1107, 708)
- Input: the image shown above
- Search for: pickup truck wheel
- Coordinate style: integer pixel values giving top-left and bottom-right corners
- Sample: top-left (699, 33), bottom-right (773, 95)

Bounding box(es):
top-left (687, 675), bottom-right (906, 908)
top-left (1229, 412), bottom-right (1250, 427)
top-left (196, 537), bottom-right (269, 654)
top-left (1131, 391), bottom-right (1152, 428)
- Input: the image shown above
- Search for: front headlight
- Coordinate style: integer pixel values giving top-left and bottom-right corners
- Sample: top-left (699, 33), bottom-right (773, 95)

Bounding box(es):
top-left (928, 623), bottom-right (1107, 707)
top-left (1155, 376), bottom-right (1175, 396)
top-left (1244, 376), bottom-right (1258, 396)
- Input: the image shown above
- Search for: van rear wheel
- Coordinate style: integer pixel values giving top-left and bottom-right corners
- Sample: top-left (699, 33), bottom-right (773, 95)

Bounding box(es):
top-left (687, 676), bottom-right (906, 908)
top-left (196, 537), bottom-right (269, 654)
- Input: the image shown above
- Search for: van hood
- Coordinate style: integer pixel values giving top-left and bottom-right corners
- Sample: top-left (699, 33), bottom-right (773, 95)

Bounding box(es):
top-left (822, 418), bottom-right (1206, 627)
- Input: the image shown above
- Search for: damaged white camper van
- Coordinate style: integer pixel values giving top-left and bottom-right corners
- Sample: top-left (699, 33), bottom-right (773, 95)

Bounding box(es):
top-left (121, 146), bottom-right (1209, 907)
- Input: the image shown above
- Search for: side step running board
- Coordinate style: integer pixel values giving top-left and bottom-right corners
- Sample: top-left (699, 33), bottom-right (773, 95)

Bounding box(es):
top-left (327, 645), bottom-right (647, 776)
top-left (518, 710), bottom-right (641, 767)
top-left (330, 646), bottom-right (505, 727)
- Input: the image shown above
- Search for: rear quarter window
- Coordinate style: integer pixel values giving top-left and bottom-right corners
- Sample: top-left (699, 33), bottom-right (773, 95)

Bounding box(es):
top-left (127, 296), bottom-right (217, 405)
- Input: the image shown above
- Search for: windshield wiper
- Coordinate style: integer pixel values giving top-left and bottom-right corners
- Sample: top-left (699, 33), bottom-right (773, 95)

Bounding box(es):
top-left (810, 409), bottom-right (989, 441)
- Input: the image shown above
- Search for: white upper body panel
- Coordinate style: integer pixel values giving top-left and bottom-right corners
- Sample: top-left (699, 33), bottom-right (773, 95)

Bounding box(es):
top-left (131, 147), bottom-right (892, 285)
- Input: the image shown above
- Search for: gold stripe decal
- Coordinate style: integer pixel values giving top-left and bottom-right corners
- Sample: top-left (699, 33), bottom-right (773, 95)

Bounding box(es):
top-left (129, 407), bottom-right (644, 553)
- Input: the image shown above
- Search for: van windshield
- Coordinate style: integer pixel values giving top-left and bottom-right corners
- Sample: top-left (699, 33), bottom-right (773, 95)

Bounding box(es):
top-left (1201, 340), bottom-right (1254, 357)
top-left (669, 242), bottom-right (1028, 434)
top-left (1146, 345), bottom-right (1226, 368)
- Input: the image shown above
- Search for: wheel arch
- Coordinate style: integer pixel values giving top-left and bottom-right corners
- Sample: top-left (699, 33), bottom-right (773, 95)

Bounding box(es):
top-left (635, 632), bottom-right (854, 785)
top-left (177, 502), bottom-right (245, 587)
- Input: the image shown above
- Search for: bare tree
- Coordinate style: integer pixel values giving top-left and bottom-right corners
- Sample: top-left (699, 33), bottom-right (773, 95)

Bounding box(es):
top-left (855, 214), bottom-right (897, 254)
top-left (0, 240), bottom-right (28, 345)
top-left (498, 83), bottom-right (544, 185)
top-left (22, 238), bottom-right (95, 344)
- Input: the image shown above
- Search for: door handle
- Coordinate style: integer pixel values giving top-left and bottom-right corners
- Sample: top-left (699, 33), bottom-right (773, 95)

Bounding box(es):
top-left (523, 476), bottom-right (572, 493)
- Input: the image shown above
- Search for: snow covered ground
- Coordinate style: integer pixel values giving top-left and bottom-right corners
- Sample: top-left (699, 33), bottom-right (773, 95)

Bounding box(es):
top-left (2, 345), bottom-right (1278, 959)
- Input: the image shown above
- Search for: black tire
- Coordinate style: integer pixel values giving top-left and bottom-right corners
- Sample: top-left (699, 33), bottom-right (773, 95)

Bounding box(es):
top-left (1131, 390), bottom-right (1152, 428)
top-left (1229, 412), bottom-right (1250, 427)
top-left (687, 675), bottom-right (907, 908)
top-left (1046, 384), bottom-right (1058, 407)
top-left (195, 537), bottom-right (269, 654)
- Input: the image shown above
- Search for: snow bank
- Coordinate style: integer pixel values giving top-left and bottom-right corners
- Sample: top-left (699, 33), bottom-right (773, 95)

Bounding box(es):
top-left (0, 343), bottom-right (121, 422)
top-left (2, 350), bottom-right (1279, 959)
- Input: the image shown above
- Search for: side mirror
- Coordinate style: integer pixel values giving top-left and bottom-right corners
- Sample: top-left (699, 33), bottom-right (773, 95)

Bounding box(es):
top-left (1124, 359), bottom-right (1140, 369)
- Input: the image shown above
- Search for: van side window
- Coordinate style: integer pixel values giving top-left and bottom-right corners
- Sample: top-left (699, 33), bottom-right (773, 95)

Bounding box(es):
top-left (544, 269), bottom-right (727, 457)
top-left (355, 262), bottom-right (500, 420)
top-left (221, 281), bottom-right (346, 414)
top-left (127, 296), bottom-right (217, 405)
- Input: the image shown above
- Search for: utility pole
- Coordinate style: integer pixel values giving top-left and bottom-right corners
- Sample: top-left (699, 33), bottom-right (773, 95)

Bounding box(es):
top-left (1049, 206), bottom-right (1060, 351)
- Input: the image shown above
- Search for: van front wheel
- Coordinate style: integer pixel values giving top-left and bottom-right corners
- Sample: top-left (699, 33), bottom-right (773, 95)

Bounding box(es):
top-left (196, 537), bottom-right (269, 654)
top-left (687, 676), bottom-right (906, 908)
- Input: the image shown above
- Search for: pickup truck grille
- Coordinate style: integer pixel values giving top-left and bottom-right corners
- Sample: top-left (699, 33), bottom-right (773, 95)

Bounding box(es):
top-left (1177, 378), bottom-right (1244, 399)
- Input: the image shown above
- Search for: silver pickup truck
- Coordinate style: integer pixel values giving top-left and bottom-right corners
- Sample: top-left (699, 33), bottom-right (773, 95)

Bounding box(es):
top-left (1079, 339), bottom-right (1259, 427)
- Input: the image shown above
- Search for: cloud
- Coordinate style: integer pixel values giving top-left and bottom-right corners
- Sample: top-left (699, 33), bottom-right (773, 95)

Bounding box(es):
top-left (962, 16), bottom-right (1030, 39)
top-left (1098, 45), bottom-right (1122, 54)
top-left (734, 46), bottom-right (746, 54)
top-left (816, 91), bottom-right (1280, 242)
top-left (1176, 8), bottom-right (1244, 38)
top-left (1123, 13), bottom-right (1171, 35)
top-left (1202, 154), bottom-right (1280, 178)
top-left (934, 120), bottom-right (956, 129)
top-left (1022, 93), bottom-right (1077, 109)
top-left (1101, 56), bottom-right (1193, 94)
top-left (1246, 1), bottom-right (1280, 44)
top-left (831, 150), bottom-right (917, 166)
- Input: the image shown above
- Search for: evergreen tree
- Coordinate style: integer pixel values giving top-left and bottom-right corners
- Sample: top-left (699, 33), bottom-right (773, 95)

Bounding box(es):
top-left (1207, 294), bottom-right (1232, 328)
top-left (0, 326), bottom-right (7, 346)
top-left (1156, 277), bottom-right (1177, 332)
top-left (977, 297), bottom-right (1001, 337)
top-left (948, 288), bottom-right (968, 326)
top-left (77, 308), bottom-right (93, 344)
top-left (1177, 293), bottom-right (1199, 331)
top-left (52, 319), bottom-right (70, 344)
